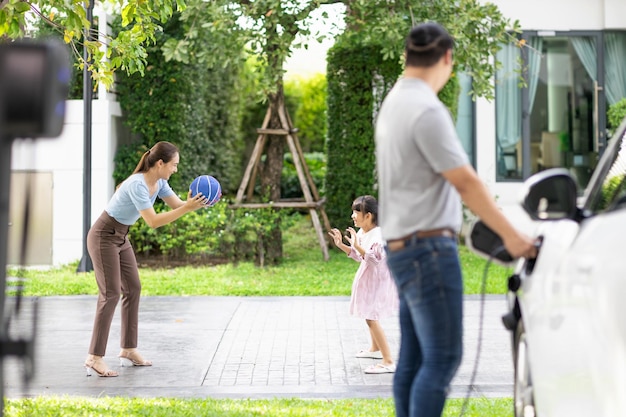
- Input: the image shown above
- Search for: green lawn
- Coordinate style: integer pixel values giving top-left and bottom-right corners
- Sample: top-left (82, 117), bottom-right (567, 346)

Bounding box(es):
top-left (10, 215), bottom-right (513, 297)
top-left (6, 397), bottom-right (512, 417)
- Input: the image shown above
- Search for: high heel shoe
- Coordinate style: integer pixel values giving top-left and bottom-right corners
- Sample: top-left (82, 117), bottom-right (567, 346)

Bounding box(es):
top-left (118, 349), bottom-right (152, 367)
top-left (84, 357), bottom-right (118, 377)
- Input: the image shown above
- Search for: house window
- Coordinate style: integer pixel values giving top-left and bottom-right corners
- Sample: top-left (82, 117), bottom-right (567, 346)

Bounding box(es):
top-left (532, 36), bottom-right (600, 188)
top-left (494, 31), bottom-right (625, 188)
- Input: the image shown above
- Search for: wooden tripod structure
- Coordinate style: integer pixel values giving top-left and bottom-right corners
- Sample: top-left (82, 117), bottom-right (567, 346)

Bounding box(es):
top-left (229, 103), bottom-right (331, 261)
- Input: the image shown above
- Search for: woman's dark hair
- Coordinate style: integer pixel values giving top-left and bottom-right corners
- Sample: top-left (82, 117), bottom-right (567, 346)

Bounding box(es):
top-left (132, 141), bottom-right (179, 175)
top-left (352, 195), bottom-right (378, 225)
top-left (404, 22), bottom-right (454, 68)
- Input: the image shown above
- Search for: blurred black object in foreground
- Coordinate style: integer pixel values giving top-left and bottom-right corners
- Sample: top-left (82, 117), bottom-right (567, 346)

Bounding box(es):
top-left (0, 38), bottom-right (70, 417)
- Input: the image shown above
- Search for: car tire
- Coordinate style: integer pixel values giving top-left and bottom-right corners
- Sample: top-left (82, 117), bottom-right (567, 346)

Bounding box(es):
top-left (514, 319), bottom-right (537, 417)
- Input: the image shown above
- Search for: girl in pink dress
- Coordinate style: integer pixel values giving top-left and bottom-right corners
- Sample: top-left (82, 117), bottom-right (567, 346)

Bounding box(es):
top-left (328, 195), bottom-right (399, 373)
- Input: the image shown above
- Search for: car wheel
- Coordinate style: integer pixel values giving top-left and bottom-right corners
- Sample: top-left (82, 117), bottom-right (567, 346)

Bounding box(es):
top-left (514, 319), bottom-right (537, 417)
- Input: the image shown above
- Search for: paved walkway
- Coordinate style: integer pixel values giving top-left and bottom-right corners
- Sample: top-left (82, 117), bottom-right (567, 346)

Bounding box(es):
top-left (4, 295), bottom-right (513, 400)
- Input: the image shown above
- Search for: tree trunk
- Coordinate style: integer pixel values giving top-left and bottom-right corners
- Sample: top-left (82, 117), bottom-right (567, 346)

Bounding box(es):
top-left (257, 88), bottom-right (285, 266)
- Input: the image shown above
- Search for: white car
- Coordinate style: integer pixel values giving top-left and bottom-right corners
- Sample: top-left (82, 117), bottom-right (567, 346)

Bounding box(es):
top-left (469, 116), bottom-right (626, 417)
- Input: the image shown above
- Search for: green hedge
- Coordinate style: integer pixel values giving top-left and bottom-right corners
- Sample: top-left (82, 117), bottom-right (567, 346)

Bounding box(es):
top-left (325, 37), bottom-right (401, 231)
top-left (325, 35), bottom-right (460, 232)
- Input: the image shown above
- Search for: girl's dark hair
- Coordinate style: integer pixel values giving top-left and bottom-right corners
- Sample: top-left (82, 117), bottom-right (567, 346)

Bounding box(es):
top-left (352, 195), bottom-right (378, 225)
top-left (132, 141), bottom-right (179, 175)
top-left (404, 22), bottom-right (454, 68)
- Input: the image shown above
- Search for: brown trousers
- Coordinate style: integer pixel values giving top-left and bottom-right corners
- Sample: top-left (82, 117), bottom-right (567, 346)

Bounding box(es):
top-left (87, 211), bottom-right (141, 356)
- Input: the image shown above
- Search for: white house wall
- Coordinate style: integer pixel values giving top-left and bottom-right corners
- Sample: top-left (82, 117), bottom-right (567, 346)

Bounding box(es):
top-left (604, 0), bottom-right (626, 29)
top-left (489, 0), bottom-right (620, 31)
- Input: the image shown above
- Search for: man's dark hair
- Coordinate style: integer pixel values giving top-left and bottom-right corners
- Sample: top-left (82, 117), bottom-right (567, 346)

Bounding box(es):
top-left (404, 22), bottom-right (454, 68)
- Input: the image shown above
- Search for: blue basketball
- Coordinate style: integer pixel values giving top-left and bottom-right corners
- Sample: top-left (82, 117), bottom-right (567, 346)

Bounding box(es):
top-left (190, 175), bottom-right (222, 207)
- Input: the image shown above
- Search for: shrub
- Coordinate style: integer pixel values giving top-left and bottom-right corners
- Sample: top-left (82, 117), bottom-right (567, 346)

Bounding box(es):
top-left (128, 196), bottom-right (298, 265)
top-left (600, 175), bottom-right (623, 210)
top-left (608, 98), bottom-right (626, 136)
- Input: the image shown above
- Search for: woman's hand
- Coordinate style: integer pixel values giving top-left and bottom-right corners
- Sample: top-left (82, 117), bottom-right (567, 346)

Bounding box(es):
top-left (185, 190), bottom-right (209, 212)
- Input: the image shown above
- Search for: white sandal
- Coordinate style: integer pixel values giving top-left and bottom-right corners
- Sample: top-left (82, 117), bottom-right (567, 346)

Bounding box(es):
top-left (355, 350), bottom-right (383, 359)
top-left (364, 363), bottom-right (396, 374)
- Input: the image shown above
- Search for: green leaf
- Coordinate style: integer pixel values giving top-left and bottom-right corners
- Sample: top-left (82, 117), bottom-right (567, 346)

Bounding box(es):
top-left (122, 3), bottom-right (137, 26)
top-left (14, 2), bottom-right (30, 13)
top-left (161, 38), bottom-right (180, 62)
top-left (9, 18), bottom-right (21, 37)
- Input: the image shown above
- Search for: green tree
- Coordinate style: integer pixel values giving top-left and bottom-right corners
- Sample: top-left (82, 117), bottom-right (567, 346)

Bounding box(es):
top-left (344, 0), bottom-right (521, 100)
top-left (0, 0), bottom-right (187, 89)
top-left (163, 0), bottom-right (343, 265)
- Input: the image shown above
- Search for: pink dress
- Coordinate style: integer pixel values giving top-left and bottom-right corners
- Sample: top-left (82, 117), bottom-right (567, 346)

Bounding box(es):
top-left (348, 226), bottom-right (399, 320)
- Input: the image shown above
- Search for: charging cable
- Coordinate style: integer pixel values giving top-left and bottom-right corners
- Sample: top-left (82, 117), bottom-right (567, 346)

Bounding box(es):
top-left (458, 245), bottom-right (509, 417)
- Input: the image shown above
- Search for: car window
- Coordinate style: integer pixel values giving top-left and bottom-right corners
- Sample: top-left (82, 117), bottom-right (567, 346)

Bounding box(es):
top-left (586, 126), bottom-right (626, 213)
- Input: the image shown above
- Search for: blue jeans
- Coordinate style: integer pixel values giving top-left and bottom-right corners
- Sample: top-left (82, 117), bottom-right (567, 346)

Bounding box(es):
top-left (385, 236), bottom-right (463, 417)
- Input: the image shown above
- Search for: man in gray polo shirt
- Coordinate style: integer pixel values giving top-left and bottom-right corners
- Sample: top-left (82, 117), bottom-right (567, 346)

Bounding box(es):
top-left (375, 22), bottom-right (536, 417)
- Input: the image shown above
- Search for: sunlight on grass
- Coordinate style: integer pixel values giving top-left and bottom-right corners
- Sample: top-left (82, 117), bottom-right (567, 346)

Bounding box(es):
top-left (6, 397), bottom-right (512, 417)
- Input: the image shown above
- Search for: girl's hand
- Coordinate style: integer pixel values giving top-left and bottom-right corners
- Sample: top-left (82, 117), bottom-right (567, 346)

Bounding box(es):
top-left (328, 228), bottom-right (344, 246)
top-left (345, 227), bottom-right (357, 246)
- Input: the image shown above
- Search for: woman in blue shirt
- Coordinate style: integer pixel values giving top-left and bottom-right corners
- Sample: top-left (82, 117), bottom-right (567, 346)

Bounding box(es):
top-left (84, 141), bottom-right (209, 377)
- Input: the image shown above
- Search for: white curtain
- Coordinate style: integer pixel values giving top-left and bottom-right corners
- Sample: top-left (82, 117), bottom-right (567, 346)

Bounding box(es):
top-left (527, 37), bottom-right (543, 112)
top-left (605, 33), bottom-right (626, 105)
top-left (571, 37), bottom-right (598, 83)
top-left (495, 43), bottom-right (521, 176)
top-left (496, 43), bottom-right (521, 151)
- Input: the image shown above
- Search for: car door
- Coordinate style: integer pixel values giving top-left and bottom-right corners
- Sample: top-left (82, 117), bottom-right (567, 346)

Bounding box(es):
top-left (531, 117), bottom-right (626, 417)
top-left (524, 219), bottom-right (590, 417)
